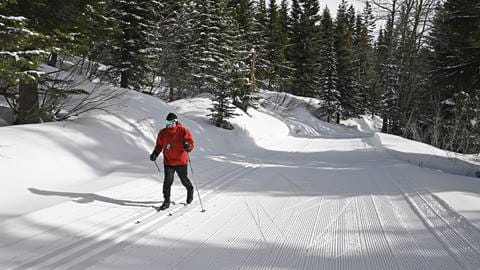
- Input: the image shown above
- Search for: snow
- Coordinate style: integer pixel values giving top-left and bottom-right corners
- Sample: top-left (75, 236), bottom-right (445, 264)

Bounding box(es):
top-left (0, 51), bottom-right (21, 61)
top-left (0, 15), bottom-right (27, 22)
top-left (0, 50), bottom-right (47, 62)
top-left (1, 75), bottom-right (480, 269)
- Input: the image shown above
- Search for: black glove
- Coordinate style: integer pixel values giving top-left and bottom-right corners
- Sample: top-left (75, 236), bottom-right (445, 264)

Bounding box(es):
top-left (183, 142), bottom-right (191, 152)
top-left (150, 151), bottom-right (159, 161)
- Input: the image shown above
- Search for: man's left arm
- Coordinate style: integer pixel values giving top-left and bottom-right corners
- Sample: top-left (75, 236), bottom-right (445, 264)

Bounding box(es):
top-left (183, 128), bottom-right (194, 152)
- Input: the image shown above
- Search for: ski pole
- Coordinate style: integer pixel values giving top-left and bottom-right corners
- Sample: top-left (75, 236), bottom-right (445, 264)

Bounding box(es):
top-left (153, 160), bottom-right (162, 175)
top-left (187, 153), bottom-right (206, 212)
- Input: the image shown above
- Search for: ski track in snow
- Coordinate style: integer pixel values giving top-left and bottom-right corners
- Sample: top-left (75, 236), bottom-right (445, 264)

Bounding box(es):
top-left (2, 160), bottom-right (258, 270)
top-left (392, 176), bottom-right (480, 269)
top-left (3, 113), bottom-right (480, 269)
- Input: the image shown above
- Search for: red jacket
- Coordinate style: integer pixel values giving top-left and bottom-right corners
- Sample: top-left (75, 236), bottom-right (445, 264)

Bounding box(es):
top-left (154, 123), bottom-right (194, 166)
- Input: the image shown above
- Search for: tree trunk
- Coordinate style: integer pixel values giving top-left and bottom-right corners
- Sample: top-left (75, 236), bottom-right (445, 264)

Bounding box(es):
top-left (47, 52), bottom-right (58, 67)
top-left (381, 115), bottom-right (388, 133)
top-left (120, 71), bottom-right (129, 89)
top-left (169, 87), bottom-right (175, 101)
top-left (80, 55), bottom-right (86, 75)
top-left (16, 81), bottom-right (40, 124)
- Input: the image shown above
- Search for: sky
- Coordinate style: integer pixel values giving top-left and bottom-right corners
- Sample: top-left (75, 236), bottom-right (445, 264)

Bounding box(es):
top-left (281, 0), bottom-right (385, 31)
top-left (278, 0), bottom-right (367, 17)
top-left (321, 0), bottom-right (366, 16)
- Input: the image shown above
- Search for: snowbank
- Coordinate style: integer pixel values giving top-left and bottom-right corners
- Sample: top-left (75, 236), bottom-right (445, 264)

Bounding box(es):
top-left (259, 91), bottom-right (371, 139)
top-left (376, 133), bottom-right (480, 177)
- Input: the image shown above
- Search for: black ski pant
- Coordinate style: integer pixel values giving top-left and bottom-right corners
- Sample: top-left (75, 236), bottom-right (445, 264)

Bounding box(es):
top-left (163, 164), bottom-right (193, 202)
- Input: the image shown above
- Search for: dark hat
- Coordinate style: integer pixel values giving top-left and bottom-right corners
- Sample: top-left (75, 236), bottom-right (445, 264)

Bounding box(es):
top-left (166, 112), bottom-right (177, 121)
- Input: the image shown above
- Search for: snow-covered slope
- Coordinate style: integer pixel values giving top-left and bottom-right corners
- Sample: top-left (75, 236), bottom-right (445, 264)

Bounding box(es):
top-left (0, 89), bottom-right (259, 219)
top-left (2, 84), bottom-right (480, 269)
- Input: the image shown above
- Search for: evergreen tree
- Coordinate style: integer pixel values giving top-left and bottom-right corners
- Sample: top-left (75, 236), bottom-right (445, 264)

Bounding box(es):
top-left (379, 55), bottom-right (401, 134)
top-left (288, 0), bottom-right (321, 97)
top-left (346, 5), bottom-right (356, 33)
top-left (429, 0), bottom-right (480, 98)
top-left (0, 2), bottom-right (47, 124)
top-left (83, 1), bottom-right (121, 76)
top-left (363, 1), bottom-right (376, 44)
top-left (190, 0), bottom-right (225, 94)
top-left (425, 0), bottom-right (480, 153)
top-left (319, 41), bottom-right (341, 123)
top-left (377, 18), bottom-right (401, 134)
top-left (1, 0), bottom-right (109, 123)
top-left (2, 0), bottom-right (108, 67)
top-left (228, 0), bottom-right (255, 43)
top-left (154, 0), bottom-right (196, 99)
top-left (0, 5), bottom-right (46, 87)
top-left (252, 0), bottom-right (269, 87)
top-left (318, 8), bottom-right (341, 123)
top-left (362, 1), bottom-right (379, 116)
top-left (265, 0), bottom-right (286, 90)
top-left (186, 0), bottom-right (248, 126)
top-left (107, 0), bottom-right (162, 90)
top-left (208, 85), bottom-right (238, 130)
top-left (353, 3), bottom-right (376, 116)
top-left (50, 0), bottom-right (113, 65)
top-left (224, 3), bottom-right (255, 113)
top-left (227, 0), bottom-right (258, 112)
top-left (277, 0), bottom-right (292, 91)
top-left (334, 0), bottom-right (361, 121)
top-left (205, 0), bottom-right (245, 127)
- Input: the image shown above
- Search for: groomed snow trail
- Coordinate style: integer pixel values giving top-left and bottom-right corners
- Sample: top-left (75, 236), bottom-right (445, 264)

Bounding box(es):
top-left (2, 109), bottom-right (480, 269)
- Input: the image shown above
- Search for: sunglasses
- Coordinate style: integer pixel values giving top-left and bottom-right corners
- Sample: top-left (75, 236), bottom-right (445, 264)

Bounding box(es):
top-left (166, 119), bottom-right (177, 127)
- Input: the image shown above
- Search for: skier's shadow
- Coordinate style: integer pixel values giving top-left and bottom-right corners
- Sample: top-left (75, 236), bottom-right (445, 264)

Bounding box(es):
top-left (28, 187), bottom-right (160, 208)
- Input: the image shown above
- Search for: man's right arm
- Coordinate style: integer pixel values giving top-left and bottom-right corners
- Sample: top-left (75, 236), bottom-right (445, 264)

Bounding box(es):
top-left (150, 132), bottom-right (163, 161)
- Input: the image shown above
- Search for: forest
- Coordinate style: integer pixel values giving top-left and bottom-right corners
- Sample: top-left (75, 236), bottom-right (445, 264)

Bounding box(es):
top-left (1, 0), bottom-right (479, 153)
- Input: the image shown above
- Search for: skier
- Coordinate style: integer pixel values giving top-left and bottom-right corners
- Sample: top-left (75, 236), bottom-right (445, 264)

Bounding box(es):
top-left (150, 113), bottom-right (195, 210)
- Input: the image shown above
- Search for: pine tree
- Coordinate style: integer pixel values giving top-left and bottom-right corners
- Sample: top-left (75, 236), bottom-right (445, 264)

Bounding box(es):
top-left (2, 0), bottom-right (108, 67)
top-left (288, 0), bottom-right (321, 97)
top-left (227, 0), bottom-right (259, 112)
top-left (83, 1), bottom-right (120, 76)
top-left (346, 5), bottom-right (356, 33)
top-left (0, 7), bottom-right (46, 87)
top-left (334, 0), bottom-right (361, 122)
top-left (190, 0), bottom-right (225, 94)
top-left (425, 0), bottom-right (480, 153)
top-left (380, 55), bottom-right (401, 134)
top-left (228, 0), bottom-right (255, 43)
top-left (206, 0), bottom-right (243, 128)
top-left (252, 0), bottom-right (269, 87)
top-left (363, 1), bottom-right (376, 44)
top-left (353, 3), bottom-right (376, 117)
top-left (319, 41), bottom-right (341, 123)
top-left (186, 0), bottom-right (246, 127)
top-left (49, 0), bottom-right (113, 65)
top-left (362, 1), bottom-right (378, 116)
top-left (208, 85), bottom-right (238, 130)
top-left (107, 0), bottom-right (162, 90)
top-left (277, 0), bottom-right (292, 91)
top-left (1, 0), bottom-right (109, 123)
top-left (265, 0), bottom-right (287, 91)
top-left (376, 18), bottom-right (401, 134)
top-left (429, 0), bottom-right (480, 98)
top-left (154, 0), bottom-right (196, 99)
top-left (318, 8), bottom-right (341, 123)
top-left (0, 2), bottom-right (47, 124)
top-left (224, 3), bottom-right (255, 113)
